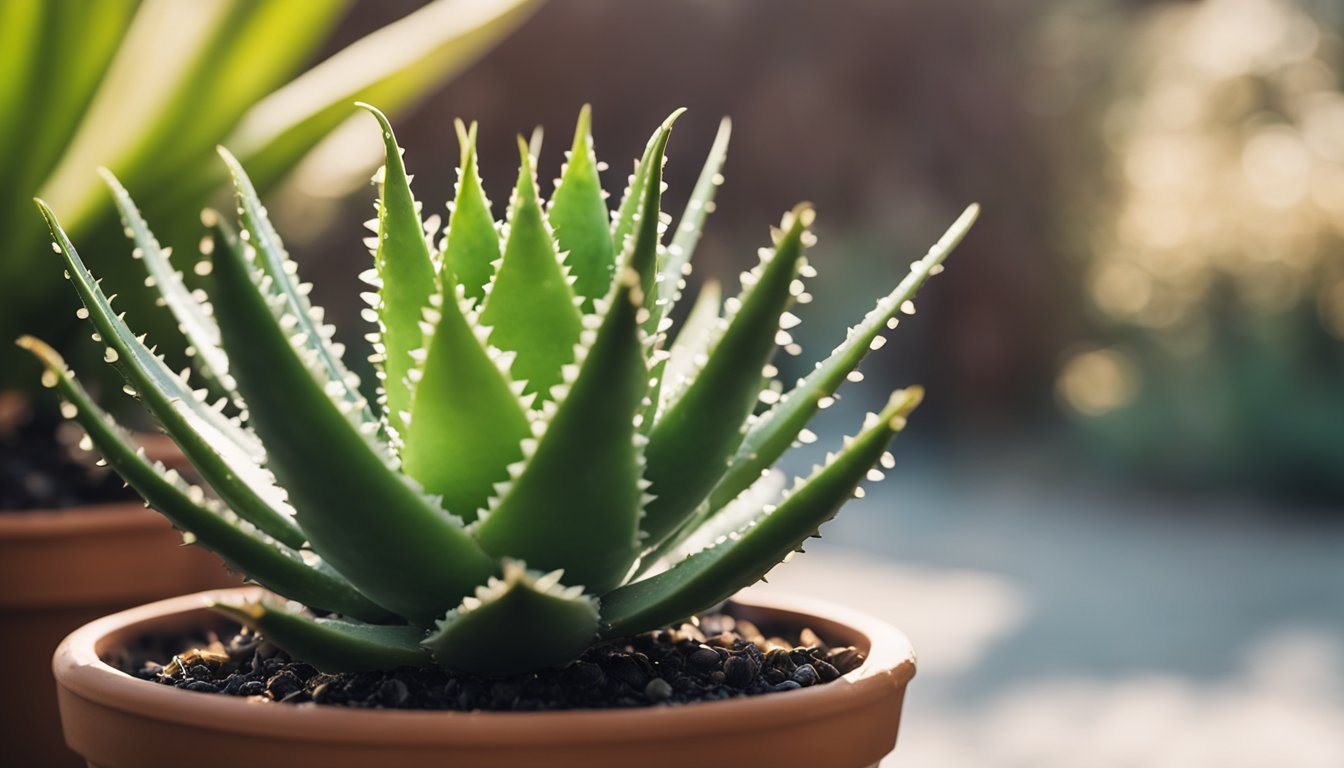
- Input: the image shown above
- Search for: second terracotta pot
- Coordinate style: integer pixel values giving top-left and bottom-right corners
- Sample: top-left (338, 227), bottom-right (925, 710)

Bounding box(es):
top-left (0, 501), bottom-right (236, 768)
top-left (55, 586), bottom-right (916, 768)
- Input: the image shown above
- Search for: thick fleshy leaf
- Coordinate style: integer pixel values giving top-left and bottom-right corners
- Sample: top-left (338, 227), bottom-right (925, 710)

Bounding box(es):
top-left (210, 601), bottom-right (429, 674)
top-left (100, 168), bottom-right (238, 406)
top-left (639, 206), bottom-right (814, 550)
top-left (357, 104), bottom-right (437, 443)
top-left (442, 119), bottom-right (499, 305)
top-left (208, 218), bottom-right (496, 627)
top-left (548, 105), bottom-right (614, 313)
top-left (617, 110), bottom-right (682, 307)
top-left (423, 561), bottom-right (599, 674)
top-left (611, 110), bottom-right (682, 260)
top-left (218, 146), bottom-right (374, 426)
top-left (401, 283), bottom-right (531, 523)
top-left (659, 280), bottom-right (722, 415)
top-left (19, 336), bottom-right (387, 623)
top-left (479, 138), bottom-right (582, 403)
top-left (706, 204), bottom-right (979, 514)
top-left (658, 117), bottom-right (731, 313)
top-left (35, 199), bottom-right (304, 548)
top-left (474, 270), bottom-right (647, 593)
top-left (601, 388), bottom-right (922, 638)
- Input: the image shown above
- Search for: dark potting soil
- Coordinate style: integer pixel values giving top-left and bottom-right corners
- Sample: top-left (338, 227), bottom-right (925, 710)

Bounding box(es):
top-left (0, 390), bottom-right (134, 511)
top-left (117, 613), bottom-right (866, 711)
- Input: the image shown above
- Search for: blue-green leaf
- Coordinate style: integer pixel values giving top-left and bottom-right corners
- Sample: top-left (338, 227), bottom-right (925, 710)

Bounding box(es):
top-left (99, 168), bottom-right (238, 408)
top-left (19, 336), bottom-right (387, 623)
top-left (639, 205), bottom-right (814, 550)
top-left (601, 388), bottom-right (922, 638)
top-left (218, 146), bottom-right (374, 427)
top-left (35, 198), bottom-right (303, 549)
top-left (210, 600), bottom-right (429, 674)
top-left (208, 217), bottom-right (496, 627)
top-left (423, 560), bottom-right (598, 674)
top-left (706, 204), bottom-right (977, 514)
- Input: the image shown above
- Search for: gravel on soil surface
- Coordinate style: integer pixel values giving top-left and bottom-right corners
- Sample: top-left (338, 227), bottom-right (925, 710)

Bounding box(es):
top-left (119, 613), bottom-right (865, 711)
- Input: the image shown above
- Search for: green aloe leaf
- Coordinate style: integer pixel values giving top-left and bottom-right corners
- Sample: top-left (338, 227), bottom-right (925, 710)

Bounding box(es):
top-left (35, 199), bottom-right (304, 548)
top-left (474, 270), bottom-right (647, 593)
top-left (210, 601), bottom-right (429, 674)
top-left (400, 283), bottom-right (531, 524)
top-left (479, 138), bottom-right (582, 403)
top-left (99, 168), bottom-right (238, 407)
top-left (423, 561), bottom-right (599, 674)
top-left (208, 217), bottom-right (496, 627)
top-left (706, 204), bottom-right (978, 514)
top-left (639, 205), bottom-right (814, 549)
top-left (611, 110), bottom-right (682, 260)
top-left (18, 336), bottom-right (387, 623)
top-left (658, 280), bottom-right (722, 416)
top-left (617, 110), bottom-right (682, 307)
top-left (442, 119), bottom-right (499, 304)
top-left (658, 117), bottom-right (731, 312)
top-left (218, 147), bottom-right (374, 426)
top-left (548, 105), bottom-right (615, 313)
top-left (601, 387), bottom-right (922, 638)
top-left (356, 104), bottom-right (438, 444)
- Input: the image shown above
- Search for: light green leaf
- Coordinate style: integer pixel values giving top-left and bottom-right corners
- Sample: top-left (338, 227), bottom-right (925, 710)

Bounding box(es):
top-left (640, 205), bottom-right (814, 550)
top-left (611, 109), bottom-right (682, 261)
top-left (208, 217), bottom-right (496, 627)
top-left (617, 109), bottom-right (683, 307)
top-left (423, 561), bottom-right (599, 674)
top-left (442, 119), bottom-right (498, 304)
top-left (479, 138), bottom-right (582, 403)
top-left (474, 270), bottom-right (647, 594)
top-left (601, 388), bottom-right (922, 638)
top-left (548, 105), bottom-right (615, 313)
top-left (658, 117), bottom-right (731, 312)
top-left (356, 103), bottom-right (437, 443)
top-left (210, 601), bottom-right (429, 674)
top-left (401, 283), bottom-right (531, 524)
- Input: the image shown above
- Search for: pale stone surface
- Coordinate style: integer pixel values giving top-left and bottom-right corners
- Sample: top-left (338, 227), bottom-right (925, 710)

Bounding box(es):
top-left (752, 453), bottom-right (1344, 767)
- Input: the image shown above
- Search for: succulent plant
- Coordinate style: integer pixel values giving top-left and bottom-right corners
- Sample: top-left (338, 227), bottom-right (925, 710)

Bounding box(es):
top-left (21, 104), bottom-right (977, 675)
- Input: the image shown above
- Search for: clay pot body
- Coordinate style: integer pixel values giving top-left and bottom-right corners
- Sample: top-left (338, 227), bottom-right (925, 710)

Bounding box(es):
top-left (0, 435), bottom-right (236, 767)
top-left (54, 586), bottom-right (916, 768)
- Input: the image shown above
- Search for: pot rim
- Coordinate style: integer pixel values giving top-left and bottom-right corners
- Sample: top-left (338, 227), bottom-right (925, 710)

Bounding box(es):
top-left (55, 586), bottom-right (915, 747)
top-left (0, 501), bottom-right (168, 539)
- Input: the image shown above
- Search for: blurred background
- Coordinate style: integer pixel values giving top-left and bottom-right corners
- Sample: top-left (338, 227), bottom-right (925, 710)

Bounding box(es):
top-left (9, 0), bottom-right (1344, 764)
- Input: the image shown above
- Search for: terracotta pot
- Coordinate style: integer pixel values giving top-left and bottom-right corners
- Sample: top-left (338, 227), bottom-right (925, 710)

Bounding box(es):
top-left (54, 586), bottom-right (916, 768)
top-left (0, 435), bottom-right (237, 768)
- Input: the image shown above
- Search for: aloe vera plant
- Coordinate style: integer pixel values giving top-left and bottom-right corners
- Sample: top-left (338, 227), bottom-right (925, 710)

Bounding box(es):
top-left (21, 105), bottom-right (977, 675)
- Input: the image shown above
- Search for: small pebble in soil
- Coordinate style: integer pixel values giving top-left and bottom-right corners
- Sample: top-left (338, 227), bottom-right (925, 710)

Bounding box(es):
top-left (118, 609), bottom-right (866, 712)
